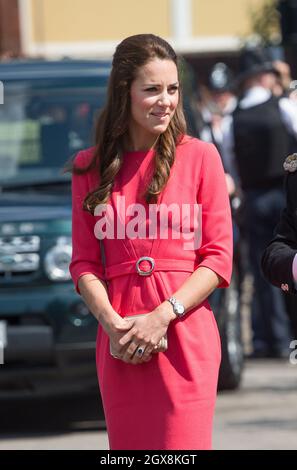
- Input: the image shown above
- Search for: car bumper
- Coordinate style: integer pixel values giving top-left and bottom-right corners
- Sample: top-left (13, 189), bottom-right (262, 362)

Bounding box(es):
top-left (0, 283), bottom-right (99, 397)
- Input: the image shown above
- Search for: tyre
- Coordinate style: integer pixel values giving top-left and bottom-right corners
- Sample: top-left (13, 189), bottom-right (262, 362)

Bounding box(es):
top-left (218, 272), bottom-right (244, 390)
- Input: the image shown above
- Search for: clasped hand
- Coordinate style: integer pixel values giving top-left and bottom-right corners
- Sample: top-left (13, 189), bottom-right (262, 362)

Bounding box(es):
top-left (109, 311), bottom-right (170, 365)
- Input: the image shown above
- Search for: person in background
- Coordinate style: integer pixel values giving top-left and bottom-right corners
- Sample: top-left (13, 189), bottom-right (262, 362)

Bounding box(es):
top-left (272, 60), bottom-right (293, 97)
top-left (199, 62), bottom-right (237, 196)
top-left (261, 153), bottom-right (297, 339)
top-left (221, 47), bottom-right (297, 358)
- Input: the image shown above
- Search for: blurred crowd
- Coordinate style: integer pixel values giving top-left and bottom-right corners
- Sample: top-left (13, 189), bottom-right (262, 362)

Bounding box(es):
top-left (194, 47), bottom-right (297, 358)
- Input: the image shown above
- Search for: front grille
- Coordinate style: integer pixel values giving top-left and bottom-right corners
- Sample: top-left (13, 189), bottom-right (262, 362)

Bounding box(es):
top-left (0, 235), bottom-right (40, 253)
top-left (0, 235), bottom-right (40, 281)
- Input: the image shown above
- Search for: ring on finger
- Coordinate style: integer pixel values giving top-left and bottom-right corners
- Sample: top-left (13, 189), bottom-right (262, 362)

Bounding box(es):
top-left (136, 346), bottom-right (145, 357)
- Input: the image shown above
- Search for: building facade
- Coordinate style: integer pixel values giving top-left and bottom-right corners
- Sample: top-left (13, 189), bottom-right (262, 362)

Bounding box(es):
top-left (1, 0), bottom-right (268, 58)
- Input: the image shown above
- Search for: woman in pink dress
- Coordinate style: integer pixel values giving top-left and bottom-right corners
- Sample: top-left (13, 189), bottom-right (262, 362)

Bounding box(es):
top-left (69, 34), bottom-right (233, 450)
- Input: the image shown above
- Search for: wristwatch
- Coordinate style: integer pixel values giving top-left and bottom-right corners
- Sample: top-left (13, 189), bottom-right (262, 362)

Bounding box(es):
top-left (166, 296), bottom-right (185, 318)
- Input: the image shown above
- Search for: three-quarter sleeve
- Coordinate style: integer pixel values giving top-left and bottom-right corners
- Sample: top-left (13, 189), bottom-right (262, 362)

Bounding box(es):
top-left (69, 150), bottom-right (105, 295)
top-left (196, 142), bottom-right (233, 287)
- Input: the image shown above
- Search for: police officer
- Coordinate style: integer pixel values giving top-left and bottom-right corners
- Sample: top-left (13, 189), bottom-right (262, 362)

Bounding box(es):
top-left (221, 47), bottom-right (297, 357)
top-left (199, 62), bottom-right (237, 195)
top-left (262, 154), bottom-right (297, 339)
top-left (200, 62), bottom-right (237, 157)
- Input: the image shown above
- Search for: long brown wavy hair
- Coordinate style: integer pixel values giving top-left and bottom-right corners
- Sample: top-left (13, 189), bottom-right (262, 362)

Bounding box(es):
top-left (67, 34), bottom-right (187, 214)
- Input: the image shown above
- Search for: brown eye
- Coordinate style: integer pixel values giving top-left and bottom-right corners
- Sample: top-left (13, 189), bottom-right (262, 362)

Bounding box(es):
top-left (169, 86), bottom-right (178, 94)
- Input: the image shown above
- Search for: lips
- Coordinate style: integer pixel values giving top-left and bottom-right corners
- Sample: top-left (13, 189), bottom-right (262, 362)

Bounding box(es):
top-left (151, 112), bottom-right (169, 118)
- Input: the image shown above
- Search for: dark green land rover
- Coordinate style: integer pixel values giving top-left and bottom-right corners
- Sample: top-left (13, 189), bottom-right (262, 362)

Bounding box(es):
top-left (0, 59), bottom-right (243, 397)
top-left (0, 60), bottom-right (110, 396)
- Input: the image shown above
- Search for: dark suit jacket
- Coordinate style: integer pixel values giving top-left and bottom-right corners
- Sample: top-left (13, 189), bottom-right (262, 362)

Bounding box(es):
top-left (261, 171), bottom-right (297, 294)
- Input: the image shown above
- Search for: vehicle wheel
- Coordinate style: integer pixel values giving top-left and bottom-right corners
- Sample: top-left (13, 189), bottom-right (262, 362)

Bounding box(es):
top-left (217, 272), bottom-right (244, 391)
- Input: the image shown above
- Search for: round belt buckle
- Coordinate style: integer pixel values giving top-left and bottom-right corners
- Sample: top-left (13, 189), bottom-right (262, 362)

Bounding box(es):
top-left (136, 256), bottom-right (155, 276)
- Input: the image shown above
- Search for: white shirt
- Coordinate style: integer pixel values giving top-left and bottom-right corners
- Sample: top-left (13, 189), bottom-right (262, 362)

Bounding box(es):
top-left (293, 254), bottom-right (297, 287)
top-left (199, 97), bottom-right (237, 163)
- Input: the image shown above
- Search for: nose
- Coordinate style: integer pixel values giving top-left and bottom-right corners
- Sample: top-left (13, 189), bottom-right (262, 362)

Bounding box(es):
top-left (157, 91), bottom-right (171, 107)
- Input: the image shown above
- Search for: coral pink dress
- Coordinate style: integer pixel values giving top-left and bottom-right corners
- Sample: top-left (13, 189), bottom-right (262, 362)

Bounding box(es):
top-left (70, 136), bottom-right (233, 450)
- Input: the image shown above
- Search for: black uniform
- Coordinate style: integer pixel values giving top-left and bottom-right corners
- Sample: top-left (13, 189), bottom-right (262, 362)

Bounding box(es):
top-left (233, 96), bottom-right (294, 190)
top-left (232, 95), bottom-right (294, 357)
top-left (262, 169), bottom-right (297, 294)
top-left (262, 166), bottom-right (297, 339)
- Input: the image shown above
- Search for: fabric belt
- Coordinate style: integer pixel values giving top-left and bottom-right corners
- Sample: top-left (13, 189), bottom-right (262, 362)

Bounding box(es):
top-left (104, 257), bottom-right (196, 281)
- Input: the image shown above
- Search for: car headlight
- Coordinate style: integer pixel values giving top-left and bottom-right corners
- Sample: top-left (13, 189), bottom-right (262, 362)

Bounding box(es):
top-left (44, 236), bottom-right (72, 281)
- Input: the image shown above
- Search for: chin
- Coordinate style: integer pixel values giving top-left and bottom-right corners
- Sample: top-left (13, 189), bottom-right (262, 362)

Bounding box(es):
top-left (150, 124), bottom-right (170, 134)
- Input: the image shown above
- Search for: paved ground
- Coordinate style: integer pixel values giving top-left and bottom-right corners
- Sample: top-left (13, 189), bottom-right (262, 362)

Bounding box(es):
top-left (0, 358), bottom-right (296, 450)
top-left (213, 359), bottom-right (297, 450)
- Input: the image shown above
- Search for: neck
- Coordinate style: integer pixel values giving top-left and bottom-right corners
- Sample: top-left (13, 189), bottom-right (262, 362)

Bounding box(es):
top-left (125, 131), bottom-right (160, 152)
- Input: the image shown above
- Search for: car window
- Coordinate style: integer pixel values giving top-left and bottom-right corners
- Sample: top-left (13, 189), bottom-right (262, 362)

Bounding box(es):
top-left (0, 81), bottom-right (106, 183)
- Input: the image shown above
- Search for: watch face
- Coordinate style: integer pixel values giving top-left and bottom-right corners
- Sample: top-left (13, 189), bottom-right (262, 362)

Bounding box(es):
top-left (175, 304), bottom-right (185, 314)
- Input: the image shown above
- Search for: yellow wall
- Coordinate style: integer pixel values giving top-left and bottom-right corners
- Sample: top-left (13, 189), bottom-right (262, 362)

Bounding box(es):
top-left (31, 0), bottom-right (171, 43)
top-left (192, 0), bottom-right (267, 37)
top-left (28, 0), bottom-right (271, 55)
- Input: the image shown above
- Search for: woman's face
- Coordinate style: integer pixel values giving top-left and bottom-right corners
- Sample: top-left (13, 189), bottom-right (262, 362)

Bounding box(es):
top-left (128, 58), bottom-right (179, 148)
